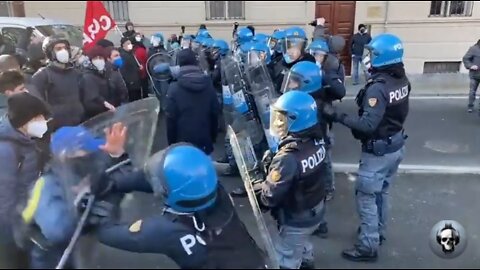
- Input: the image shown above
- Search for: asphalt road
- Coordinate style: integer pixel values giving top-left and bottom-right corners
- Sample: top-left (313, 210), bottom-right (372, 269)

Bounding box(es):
top-left (72, 97), bottom-right (480, 268)
top-left (75, 173), bottom-right (480, 269)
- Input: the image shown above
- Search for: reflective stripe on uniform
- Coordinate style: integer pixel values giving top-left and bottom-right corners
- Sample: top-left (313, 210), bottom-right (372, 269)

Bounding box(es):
top-left (21, 177), bottom-right (45, 224)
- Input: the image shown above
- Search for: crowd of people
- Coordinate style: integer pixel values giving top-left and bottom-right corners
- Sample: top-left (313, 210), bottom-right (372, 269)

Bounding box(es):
top-left (0, 16), bottom-right (411, 270)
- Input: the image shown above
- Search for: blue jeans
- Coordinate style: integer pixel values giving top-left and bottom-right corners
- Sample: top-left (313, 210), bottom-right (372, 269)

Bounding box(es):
top-left (355, 146), bottom-right (405, 253)
top-left (468, 78), bottom-right (480, 108)
top-left (274, 201), bottom-right (324, 269)
top-left (352, 55), bottom-right (368, 84)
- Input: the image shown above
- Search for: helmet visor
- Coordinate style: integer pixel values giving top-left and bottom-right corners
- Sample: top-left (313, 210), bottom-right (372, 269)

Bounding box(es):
top-left (280, 71), bottom-right (306, 93)
top-left (247, 50), bottom-right (267, 66)
top-left (269, 108), bottom-right (289, 140)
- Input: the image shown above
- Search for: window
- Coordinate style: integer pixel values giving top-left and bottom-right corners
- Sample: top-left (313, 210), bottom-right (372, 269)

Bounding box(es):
top-left (103, 1), bottom-right (129, 22)
top-left (424, 61), bottom-right (461, 73)
top-left (206, 1), bottom-right (244, 20)
top-left (1, 27), bottom-right (26, 46)
top-left (429, 1), bottom-right (473, 17)
top-left (0, 1), bottom-right (13, 17)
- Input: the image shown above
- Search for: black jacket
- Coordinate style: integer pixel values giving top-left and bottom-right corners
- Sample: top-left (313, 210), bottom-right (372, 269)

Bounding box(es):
top-left (165, 65), bottom-right (220, 155)
top-left (119, 48), bottom-right (141, 90)
top-left (81, 65), bottom-right (110, 118)
top-left (351, 32), bottom-right (372, 57)
top-left (31, 64), bottom-right (85, 131)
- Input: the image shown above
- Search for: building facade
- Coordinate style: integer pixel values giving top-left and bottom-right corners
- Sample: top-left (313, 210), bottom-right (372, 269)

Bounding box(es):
top-left (1, 1), bottom-right (479, 74)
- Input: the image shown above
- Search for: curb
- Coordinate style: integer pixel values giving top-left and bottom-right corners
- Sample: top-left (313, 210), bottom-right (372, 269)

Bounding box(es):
top-left (333, 163), bottom-right (480, 175)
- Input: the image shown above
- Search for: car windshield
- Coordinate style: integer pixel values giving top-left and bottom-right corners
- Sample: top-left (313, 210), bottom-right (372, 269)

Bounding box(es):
top-left (35, 24), bottom-right (83, 48)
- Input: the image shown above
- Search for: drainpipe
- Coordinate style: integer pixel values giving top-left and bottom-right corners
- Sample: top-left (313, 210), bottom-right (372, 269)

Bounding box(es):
top-left (384, 1), bottom-right (390, 33)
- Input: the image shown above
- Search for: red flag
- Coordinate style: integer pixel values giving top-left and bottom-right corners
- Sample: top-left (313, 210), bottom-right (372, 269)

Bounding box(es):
top-left (82, 1), bottom-right (117, 51)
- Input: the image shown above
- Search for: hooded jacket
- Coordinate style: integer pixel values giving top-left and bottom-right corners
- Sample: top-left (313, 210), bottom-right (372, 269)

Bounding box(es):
top-left (165, 65), bottom-right (220, 155)
top-left (0, 119), bottom-right (41, 245)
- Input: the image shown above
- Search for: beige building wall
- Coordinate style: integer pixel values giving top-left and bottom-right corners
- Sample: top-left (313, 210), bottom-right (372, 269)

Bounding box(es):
top-left (24, 1), bottom-right (314, 44)
top-left (355, 1), bottom-right (480, 74)
top-left (24, 1), bottom-right (480, 74)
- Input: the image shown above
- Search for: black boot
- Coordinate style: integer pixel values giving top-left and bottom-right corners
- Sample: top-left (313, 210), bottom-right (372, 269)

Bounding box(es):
top-left (300, 261), bottom-right (315, 269)
top-left (342, 246), bottom-right (378, 262)
top-left (313, 223), bottom-right (328, 238)
top-left (230, 186), bottom-right (247, 197)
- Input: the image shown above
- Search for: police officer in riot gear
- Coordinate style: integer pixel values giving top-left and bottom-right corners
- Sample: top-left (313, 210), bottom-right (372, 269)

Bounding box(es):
top-left (210, 39), bottom-right (230, 130)
top-left (268, 29), bottom-right (286, 93)
top-left (306, 40), bottom-right (346, 236)
top-left (258, 91), bottom-right (326, 269)
top-left (269, 27), bottom-right (315, 95)
top-left (233, 27), bottom-right (254, 58)
top-left (83, 143), bottom-right (267, 269)
top-left (322, 33), bottom-right (410, 262)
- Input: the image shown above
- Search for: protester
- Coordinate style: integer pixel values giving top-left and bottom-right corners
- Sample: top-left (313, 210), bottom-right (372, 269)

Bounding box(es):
top-left (119, 37), bottom-right (142, 102)
top-left (165, 49), bottom-right (219, 155)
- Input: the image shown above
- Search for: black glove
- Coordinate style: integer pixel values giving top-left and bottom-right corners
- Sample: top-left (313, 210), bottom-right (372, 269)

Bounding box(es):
top-left (252, 182), bottom-right (269, 213)
top-left (321, 103), bottom-right (337, 122)
top-left (261, 150), bottom-right (274, 174)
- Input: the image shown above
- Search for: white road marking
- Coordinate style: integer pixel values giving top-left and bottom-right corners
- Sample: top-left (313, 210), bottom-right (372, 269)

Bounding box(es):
top-left (333, 163), bottom-right (480, 175)
top-left (342, 95), bottom-right (469, 101)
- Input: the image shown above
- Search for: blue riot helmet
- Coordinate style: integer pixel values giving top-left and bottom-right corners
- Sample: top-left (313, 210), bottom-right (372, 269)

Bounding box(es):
top-left (237, 41), bottom-right (254, 63)
top-left (196, 29), bottom-right (211, 39)
top-left (281, 61), bottom-right (323, 94)
top-left (268, 29), bottom-right (285, 54)
top-left (270, 91), bottom-right (318, 142)
top-left (235, 27), bottom-right (254, 46)
top-left (307, 39), bottom-right (329, 67)
top-left (247, 42), bottom-right (271, 65)
top-left (201, 37), bottom-right (214, 50)
top-left (181, 34), bottom-right (195, 49)
top-left (253, 33), bottom-right (269, 44)
top-left (211, 39), bottom-right (230, 60)
top-left (365, 33), bottom-right (404, 68)
top-left (150, 32), bottom-right (165, 48)
top-left (145, 143), bottom-right (218, 213)
top-left (283, 26), bottom-right (307, 64)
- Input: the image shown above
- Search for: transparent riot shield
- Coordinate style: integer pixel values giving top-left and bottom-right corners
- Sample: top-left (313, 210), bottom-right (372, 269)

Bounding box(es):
top-left (221, 55), bottom-right (264, 148)
top-left (198, 48), bottom-right (211, 75)
top-left (81, 98), bottom-right (160, 169)
top-left (55, 98), bottom-right (159, 206)
top-left (53, 98), bottom-right (159, 269)
top-left (227, 125), bottom-right (280, 269)
top-left (147, 52), bottom-right (173, 106)
top-left (245, 62), bottom-right (280, 153)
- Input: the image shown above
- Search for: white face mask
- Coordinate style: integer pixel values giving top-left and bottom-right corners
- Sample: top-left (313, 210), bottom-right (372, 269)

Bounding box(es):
top-left (135, 36), bottom-right (142, 42)
top-left (92, 58), bottom-right (106, 71)
top-left (56, 49), bottom-right (70, 64)
top-left (126, 44), bottom-right (133, 51)
top-left (27, 120), bottom-right (48, 138)
top-left (152, 40), bottom-right (160, 47)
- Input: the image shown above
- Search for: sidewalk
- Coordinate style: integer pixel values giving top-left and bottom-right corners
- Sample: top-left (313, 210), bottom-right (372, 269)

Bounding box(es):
top-left (345, 73), bottom-right (471, 97)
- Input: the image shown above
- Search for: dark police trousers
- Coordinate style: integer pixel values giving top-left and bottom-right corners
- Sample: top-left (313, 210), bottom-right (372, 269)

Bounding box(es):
top-left (356, 131), bottom-right (405, 253)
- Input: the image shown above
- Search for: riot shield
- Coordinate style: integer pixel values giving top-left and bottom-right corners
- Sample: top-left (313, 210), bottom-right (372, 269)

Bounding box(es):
top-left (227, 125), bottom-right (280, 269)
top-left (147, 52), bottom-right (173, 83)
top-left (55, 97), bottom-right (159, 205)
top-left (147, 52), bottom-right (172, 109)
top-left (198, 48), bottom-right (211, 75)
top-left (221, 55), bottom-right (264, 148)
top-left (245, 62), bottom-right (280, 152)
top-left (81, 98), bottom-right (160, 169)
